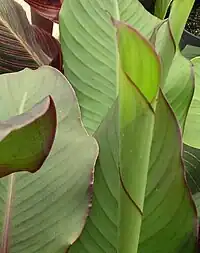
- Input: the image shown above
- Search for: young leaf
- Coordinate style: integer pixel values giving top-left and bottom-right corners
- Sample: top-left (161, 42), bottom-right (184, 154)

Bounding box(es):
top-left (0, 66), bottom-right (98, 253)
top-left (114, 20), bottom-right (160, 102)
top-left (0, 96), bottom-right (56, 177)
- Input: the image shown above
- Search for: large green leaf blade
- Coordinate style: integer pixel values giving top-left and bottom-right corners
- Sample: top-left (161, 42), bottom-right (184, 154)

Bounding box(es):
top-left (0, 96), bottom-right (56, 177)
top-left (0, 66), bottom-right (98, 253)
top-left (69, 18), bottom-right (197, 253)
top-left (59, 0), bottom-right (159, 133)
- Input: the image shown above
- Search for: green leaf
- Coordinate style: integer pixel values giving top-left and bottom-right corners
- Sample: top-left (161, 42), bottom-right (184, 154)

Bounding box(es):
top-left (154, 0), bottom-right (173, 19)
top-left (59, 0), bottom-right (159, 133)
top-left (184, 145), bottom-right (200, 222)
top-left (0, 0), bottom-right (63, 74)
top-left (163, 52), bottom-right (194, 129)
top-left (183, 144), bottom-right (200, 222)
top-left (69, 93), bottom-right (197, 253)
top-left (169, 0), bottom-right (195, 46)
top-left (182, 45), bottom-right (200, 60)
top-left (0, 96), bottom-right (56, 177)
top-left (158, 1), bottom-right (195, 129)
top-left (69, 19), bottom-right (197, 253)
top-left (114, 20), bottom-right (160, 253)
top-left (184, 144), bottom-right (200, 195)
top-left (184, 57), bottom-right (200, 149)
top-left (114, 20), bottom-right (160, 102)
top-left (60, 0), bottom-right (194, 134)
top-left (0, 66), bottom-right (98, 253)
top-left (193, 192), bottom-right (200, 220)
top-left (119, 69), bottom-right (155, 253)
top-left (152, 20), bottom-right (176, 83)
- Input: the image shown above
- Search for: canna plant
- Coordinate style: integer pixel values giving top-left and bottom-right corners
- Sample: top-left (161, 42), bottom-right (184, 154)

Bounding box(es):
top-left (1, 0), bottom-right (200, 252)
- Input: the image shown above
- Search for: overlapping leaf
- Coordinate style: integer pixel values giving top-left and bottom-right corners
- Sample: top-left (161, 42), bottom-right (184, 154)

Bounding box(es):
top-left (0, 96), bottom-right (56, 177)
top-left (0, 0), bottom-right (62, 74)
top-left (24, 0), bottom-right (61, 22)
top-left (115, 21), bottom-right (160, 253)
top-left (0, 66), bottom-right (98, 253)
top-left (69, 20), bottom-right (197, 253)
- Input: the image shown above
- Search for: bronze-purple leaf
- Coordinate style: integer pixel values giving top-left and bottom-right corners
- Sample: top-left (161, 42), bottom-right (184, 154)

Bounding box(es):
top-left (0, 0), bottom-right (56, 74)
top-left (24, 0), bottom-right (62, 22)
top-left (33, 25), bottom-right (63, 72)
